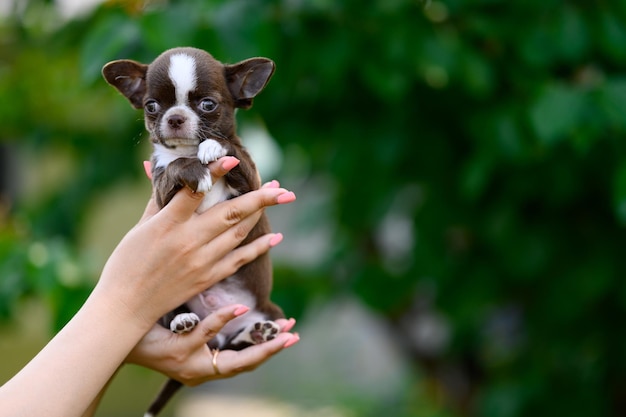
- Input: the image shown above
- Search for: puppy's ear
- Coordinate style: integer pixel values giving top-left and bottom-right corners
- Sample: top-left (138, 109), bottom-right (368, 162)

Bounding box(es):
top-left (102, 60), bottom-right (148, 109)
top-left (225, 58), bottom-right (275, 109)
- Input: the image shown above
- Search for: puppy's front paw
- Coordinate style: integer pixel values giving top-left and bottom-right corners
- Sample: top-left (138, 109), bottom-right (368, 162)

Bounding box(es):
top-left (196, 170), bottom-right (213, 193)
top-left (170, 312), bottom-right (200, 334)
top-left (198, 139), bottom-right (227, 164)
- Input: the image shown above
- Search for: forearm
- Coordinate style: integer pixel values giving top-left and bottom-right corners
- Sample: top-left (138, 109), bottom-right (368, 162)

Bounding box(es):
top-left (80, 370), bottom-right (118, 417)
top-left (0, 291), bottom-right (150, 417)
top-left (0, 179), bottom-right (296, 417)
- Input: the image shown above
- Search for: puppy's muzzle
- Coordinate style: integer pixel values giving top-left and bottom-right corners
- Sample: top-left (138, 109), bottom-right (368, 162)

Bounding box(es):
top-left (168, 114), bottom-right (186, 129)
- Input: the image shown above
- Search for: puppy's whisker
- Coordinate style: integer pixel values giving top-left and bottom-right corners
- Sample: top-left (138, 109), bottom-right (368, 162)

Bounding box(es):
top-left (199, 125), bottom-right (228, 141)
top-left (131, 133), bottom-right (143, 147)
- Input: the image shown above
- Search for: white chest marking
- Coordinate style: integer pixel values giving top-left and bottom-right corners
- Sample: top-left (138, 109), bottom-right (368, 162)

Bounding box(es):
top-left (152, 143), bottom-right (196, 168)
top-left (168, 54), bottom-right (197, 106)
top-left (196, 177), bottom-right (240, 213)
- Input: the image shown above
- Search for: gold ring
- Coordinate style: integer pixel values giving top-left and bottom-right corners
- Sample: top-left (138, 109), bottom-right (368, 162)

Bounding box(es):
top-left (211, 348), bottom-right (221, 375)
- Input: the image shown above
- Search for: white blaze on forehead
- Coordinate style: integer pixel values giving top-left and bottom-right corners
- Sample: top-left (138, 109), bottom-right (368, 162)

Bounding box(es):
top-left (168, 53), bottom-right (197, 105)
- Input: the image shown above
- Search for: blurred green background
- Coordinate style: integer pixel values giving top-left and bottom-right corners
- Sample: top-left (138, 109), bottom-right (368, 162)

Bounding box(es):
top-left (2, 0), bottom-right (626, 416)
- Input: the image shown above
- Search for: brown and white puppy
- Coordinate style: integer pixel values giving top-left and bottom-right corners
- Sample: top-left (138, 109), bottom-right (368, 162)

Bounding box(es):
top-left (102, 47), bottom-right (284, 417)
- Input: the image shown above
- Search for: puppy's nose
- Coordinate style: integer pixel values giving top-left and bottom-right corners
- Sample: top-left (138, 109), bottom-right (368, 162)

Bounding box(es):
top-left (168, 114), bottom-right (186, 129)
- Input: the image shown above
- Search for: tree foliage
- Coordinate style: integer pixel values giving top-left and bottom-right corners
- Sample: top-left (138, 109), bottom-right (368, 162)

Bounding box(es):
top-left (2, 0), bottom-right (626, 416)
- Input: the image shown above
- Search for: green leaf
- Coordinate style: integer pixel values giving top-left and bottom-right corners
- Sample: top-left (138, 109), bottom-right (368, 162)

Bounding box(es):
top-left (597, 11), bottom-right (626, 61)
top-left (553, 6), bottom-right (589, 62)
top-left (459, 49), bottom-right (493, 97)
top-left (529, 83), bottom-right (587, 146)
top-left (596, 78), bottom-right (626, 130)
top-left (613, 161), bottom-right (626, 226)
top-left (139, 4), bottom-right (200, 51)
top-left (79, 12), bottom-right (141, 83)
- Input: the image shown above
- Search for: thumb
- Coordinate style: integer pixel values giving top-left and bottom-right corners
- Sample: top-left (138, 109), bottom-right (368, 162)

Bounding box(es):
top-left (142, 157), bottom-right (241, 223)
top-left (140, 159), bottom-right (203, 223)
top-left (190, 305), bottom-right (250, 346)
top-left (136, 161), bottom-right (159, 224)
top-left (137, 193), bottom-right (160, 224)
top-left (158, 186), bottom-right (205, 222)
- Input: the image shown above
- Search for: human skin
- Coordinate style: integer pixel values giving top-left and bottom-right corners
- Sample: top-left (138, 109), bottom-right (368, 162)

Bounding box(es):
top-left (0, 157), bottom-right (298, 417)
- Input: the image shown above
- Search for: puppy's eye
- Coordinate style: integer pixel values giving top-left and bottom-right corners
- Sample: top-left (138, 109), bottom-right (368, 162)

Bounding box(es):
top-left (145, 100), bottom-right (160, 114)
top-left (199, 99), bottom-right (218, 113)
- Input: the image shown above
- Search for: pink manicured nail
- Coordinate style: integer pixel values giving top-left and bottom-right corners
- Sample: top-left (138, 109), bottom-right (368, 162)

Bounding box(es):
top-left (282, 318), bottom-right (296, 332)
top-left (269, 233), bottom-right (284, 247)
top-left (276, 191), bottom-right (296, 204)
top-left (143, 161), bottom-right (152, 180)
top-left (283, 333), bottom-right (300, 348)
top-left (221, 157), bottom-right (240, 171)
top-left (262, 180), bottom-right (280, 189)
top-left (233, 305), bottom-right (250, 316)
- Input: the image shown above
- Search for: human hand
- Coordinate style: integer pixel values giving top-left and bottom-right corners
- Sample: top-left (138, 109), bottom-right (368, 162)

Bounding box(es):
top-left (126, 304), bottom-right (300, 385)
top-left (94, 157), bottom-right (296, 330)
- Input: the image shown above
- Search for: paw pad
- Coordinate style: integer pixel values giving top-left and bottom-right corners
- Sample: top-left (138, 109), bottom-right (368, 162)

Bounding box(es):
top-left (250, 321), bottom-right (280, 344)
top-left (170, 312), bottom-right (200, 334)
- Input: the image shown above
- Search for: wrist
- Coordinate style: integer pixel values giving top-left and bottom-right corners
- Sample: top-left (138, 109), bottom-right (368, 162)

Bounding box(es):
top-left (86, 284), bottom-right (158, 336)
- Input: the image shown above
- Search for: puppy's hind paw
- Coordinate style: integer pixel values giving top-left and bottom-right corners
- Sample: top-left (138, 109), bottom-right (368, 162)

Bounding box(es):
top-left (251, 321), bottom-right (280, 344)
top-left (230, 320), bottom-right (280, 346)
top-left (170, 312), bottom-right (200, 334)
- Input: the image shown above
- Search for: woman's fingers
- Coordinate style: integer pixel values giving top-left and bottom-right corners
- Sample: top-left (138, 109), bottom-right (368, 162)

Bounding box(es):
top-left (143, 157), bottom-right (239, 182)
top-left (138, 193), bottom-right (160, 224)
top-left (209, 157), bottom-right (240, 183)
top-left (190, 305), bottom-right (250, 347)
top-left (126, 305), bottom-right (299, 385)
top-left (140, 156), bottom-right (244, 224)
top-left (196, 187), bottom-right (296, 240)
top-left (142, 158), bottom-right (295, 232)
top-left (188, 306), bottom-right (296, 351)
top-left (210, 233), bottom-right (283, 280)
top-left (275, 318), bottom-right (297, 333)
top-left (157, 187), bottom-right (294, 273)
top-left (179, 306), bottom-right (299, 381)
top-left (158, 186), bottom-right (206, 223)
top-left (215, 332), bottom-right (300, 376)
top-left (143, 160), bottom-right (153, 180)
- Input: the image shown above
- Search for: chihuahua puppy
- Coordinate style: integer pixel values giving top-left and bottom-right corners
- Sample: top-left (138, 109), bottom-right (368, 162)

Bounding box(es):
top-left (102, 47), bottom-right (284, 417)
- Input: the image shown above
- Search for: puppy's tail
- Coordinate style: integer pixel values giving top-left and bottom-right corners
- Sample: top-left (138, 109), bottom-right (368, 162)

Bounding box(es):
top-left (144, 378), bottom-right (183, 417)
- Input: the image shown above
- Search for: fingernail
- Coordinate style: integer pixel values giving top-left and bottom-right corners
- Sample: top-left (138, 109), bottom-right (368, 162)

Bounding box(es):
top-left (283, 333), bottom-right (300, 348)
top-left (263, 180), bottom-right (280, 189)
top-left (269, 233), bottom-right (284, 247)
top-left (233, 305), bottom-right (250, 316)
top-left (276, 191), bottom-right (296, 204)
top-left (143, 161), bottom-right (152, 180)
top-left (221, 157), bottom-right (240, 171)
top-left (283, 318), bottom-right (296, 332)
